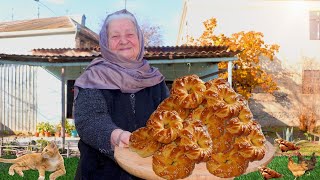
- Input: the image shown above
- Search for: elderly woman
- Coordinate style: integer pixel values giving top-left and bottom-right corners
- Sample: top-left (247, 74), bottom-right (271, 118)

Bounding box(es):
top-left (73, 9), bottom-right (169, 179)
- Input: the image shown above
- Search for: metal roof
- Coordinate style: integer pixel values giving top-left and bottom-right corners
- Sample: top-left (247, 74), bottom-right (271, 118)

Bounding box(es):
top-left (0, 45), bottom-right (240, 66)
top-left (0, 16), bottom-right (99, 42)
top-left (0, 16), bottom-right (74, 32)
top-left (31, 45), bottom-right (240, 60)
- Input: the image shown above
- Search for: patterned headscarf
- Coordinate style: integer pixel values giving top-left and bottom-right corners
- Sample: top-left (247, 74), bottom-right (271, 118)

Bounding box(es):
top-left (74, 9), bottom-right (164, 98)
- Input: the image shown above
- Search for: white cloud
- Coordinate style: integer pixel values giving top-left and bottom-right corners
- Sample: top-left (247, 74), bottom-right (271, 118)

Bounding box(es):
top-left (46, 0), bottom-right (65, 4)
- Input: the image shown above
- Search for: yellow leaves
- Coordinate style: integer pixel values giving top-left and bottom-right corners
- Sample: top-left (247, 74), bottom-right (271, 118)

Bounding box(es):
top-left (186, 17), bottom-right (280, 99)
top-left (203, 18), bottom-right (217, 32)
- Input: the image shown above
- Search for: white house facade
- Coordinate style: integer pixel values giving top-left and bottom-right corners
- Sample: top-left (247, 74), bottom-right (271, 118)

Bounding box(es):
top-left (177, 0), bottom-right (320, 127)
top-left (0, 15), bottom-right (99, 132)
top-left (177, 0), bottom-right (320, 71)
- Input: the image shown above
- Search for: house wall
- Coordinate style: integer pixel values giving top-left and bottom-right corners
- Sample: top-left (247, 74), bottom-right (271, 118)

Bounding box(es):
top-left (76, 34), bottom-right (98, 49)
top-left (0, 32), bottom-right (78, 132)
top-left (153, 62), bottom-right (219, 81)
top-left (0, 33), bottom-right (76, 54)
top-left (178, 0), bottom-right (320, 71)
top-left (178, 0), bottom-right (320, 127)
top-left (0, 64), bottom-right (64, 133)
top-left (36, 67), bottom-right (62, 126)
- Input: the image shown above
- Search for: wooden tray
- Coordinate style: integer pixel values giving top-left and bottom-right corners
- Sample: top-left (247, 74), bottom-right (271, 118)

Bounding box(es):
top-left (114, 141), bottom-right (275, 180)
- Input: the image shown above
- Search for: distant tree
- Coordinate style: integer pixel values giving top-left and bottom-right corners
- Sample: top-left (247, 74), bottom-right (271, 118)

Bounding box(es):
top-left (140, 21), bottom-right (163, 46)
top-left (97, 16), bottom-right (163, 47)
top-left (187, 18), bottom-right (280, 99)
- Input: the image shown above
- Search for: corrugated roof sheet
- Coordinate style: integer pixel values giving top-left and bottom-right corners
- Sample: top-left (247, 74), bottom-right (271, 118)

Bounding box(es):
top-left (0, 16), bottom-right (74, 32)
top-left (0, 46), bottom-right (240, 63)
top-left (0, 16), bottom-right (99, 42)
top-left (32, 45), bottom-right (240, 59)
top-left (144, 46), bottom-right (239, 60)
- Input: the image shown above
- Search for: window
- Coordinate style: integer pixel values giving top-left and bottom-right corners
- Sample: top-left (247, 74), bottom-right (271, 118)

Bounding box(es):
top-left (309, 11), bottom-right (320, 40)
top-left (302, 70), bottom-right (320, 94)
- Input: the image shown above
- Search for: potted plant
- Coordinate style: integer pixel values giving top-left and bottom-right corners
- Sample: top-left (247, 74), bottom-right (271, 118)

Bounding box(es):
top-left (70, 125), bottom-right (78, 137)
top-left (65, 120), bottom-right (72, 137)
top-left (43, 122), bottom-right (54, 137)
top-left (36, 122), bottom-right (45, 137)
top-left (34, 131), bottom-right (40, 137)
top-left (55, 123), bottom-right (62, 137)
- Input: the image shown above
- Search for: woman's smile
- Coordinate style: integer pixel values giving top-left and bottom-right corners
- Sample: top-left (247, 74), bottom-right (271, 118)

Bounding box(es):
top-left (108, 18), bottom-right (140, 60)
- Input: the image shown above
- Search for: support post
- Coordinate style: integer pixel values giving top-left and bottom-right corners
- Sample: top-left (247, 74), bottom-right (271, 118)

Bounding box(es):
top-left (67, 142), bottom-right (70, 158)
top-left (0, 138), bottom-right (2, 157)
top-left (61, 67), bottom-right (66, 151)
top-left (227, 61), bottom-right (233, 85)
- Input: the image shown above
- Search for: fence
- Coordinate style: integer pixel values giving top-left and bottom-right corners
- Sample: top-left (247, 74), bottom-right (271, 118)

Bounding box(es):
top-left (0, 138), bottom-right (79, 158)
top-left (0, 64), bottom-right (37, 133)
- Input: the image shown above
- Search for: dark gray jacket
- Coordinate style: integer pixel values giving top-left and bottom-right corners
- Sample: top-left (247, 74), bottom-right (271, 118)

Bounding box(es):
top-left (74, 81), bottom-right (169, 179)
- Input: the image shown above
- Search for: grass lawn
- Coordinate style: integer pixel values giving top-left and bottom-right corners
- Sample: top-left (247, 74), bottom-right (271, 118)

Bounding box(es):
top-left (0, 155), bottom-right (319, 179)
top-left (0, 156), bottom-right (79, 180)
top-left (236, 156), bottom-right (320, 180)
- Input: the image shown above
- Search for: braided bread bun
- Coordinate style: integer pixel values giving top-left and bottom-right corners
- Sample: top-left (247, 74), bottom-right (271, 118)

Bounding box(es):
top-left (126, 75), bottom-right (267, 179)
top-left (197, 106), bottom-right (225, 139)
top-left (211, 131), bottom-right (235, 153)
top-left (146, 110), bottom-right (183, 144)
top-left (206, 149), bottom-right (249, 178)
top-left (129, 127), bottom-right (161, 158)
top-left (157, 96), bottom-right (190, 120)
top-left (235, 125), bottom-right (266, 161)
top-left (226, 105), bottom-right (254, 136)
top-left (179, 120), bottom-right (213, 162)
top-left (171, 75), bottom-right (206, 108)
top-left (204, 78), bottom-right (231, 90)
top-left (204, 82), bottom-right (242, 119)
top-left (153, 143), bottom-right (195, 180)
top-left (189, 100), bottom-right (207, 120)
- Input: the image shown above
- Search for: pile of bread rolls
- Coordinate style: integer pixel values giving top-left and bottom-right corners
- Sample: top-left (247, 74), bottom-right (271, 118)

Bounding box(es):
top-left (129, 75), bottom-right (266, 180)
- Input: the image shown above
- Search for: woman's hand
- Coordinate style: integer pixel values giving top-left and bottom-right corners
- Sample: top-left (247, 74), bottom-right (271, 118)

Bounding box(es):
top-left (111, 129), bottom-right (131, 148)
top-left (117, 131), bottom-right (131, 147)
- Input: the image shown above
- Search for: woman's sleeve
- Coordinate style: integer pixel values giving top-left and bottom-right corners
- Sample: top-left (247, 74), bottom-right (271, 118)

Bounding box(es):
top-left (161, 81), bottom-right (170, 101)
top-left (74, 88), bottom-right (119, 157)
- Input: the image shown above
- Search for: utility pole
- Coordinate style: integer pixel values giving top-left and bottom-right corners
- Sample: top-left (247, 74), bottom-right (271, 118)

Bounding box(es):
top-left (11, 8), bottom-right (14, 21)
top-left (34, 0), bottom-right (40, 18)
top-left (37, 6), bottom-right (40, 18)
top-left (34, 0), bottom-right (57, 18)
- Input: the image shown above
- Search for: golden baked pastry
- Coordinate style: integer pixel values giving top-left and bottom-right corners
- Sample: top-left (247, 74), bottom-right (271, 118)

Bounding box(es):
top-left (198, 106), bottom-right (225, 139)
top-left (129, 127), bottom-right (161, 158)
top-left (204, 83), bottom-right (243, 119)
top-left (179, 120), bottom-right (213, 162)
top-left (189, 100), bottom-right (207, 120)
top-left (127, 75), bottom-right (267, 179)
top-left (225, 105), bottom-right (254, 136)
top-left (206, 149), bottom-right (249, 178)
top-left (152, 143), bottom-right (195, 180)
top-left (170, 75), bottom-right (206, 108)
top-left (146, 110), bottom-right (183, 144)
top-left (204, 78), bottom-right (231, 90)
top-left (157, 96), bottom-right (190, 120)
top-left (235, 125), bottom-right (266, 161)
top-left (211, 131), bottom-right (235, 153)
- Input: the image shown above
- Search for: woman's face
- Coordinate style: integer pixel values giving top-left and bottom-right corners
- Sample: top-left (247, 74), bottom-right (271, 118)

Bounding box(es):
top-left (108, 18), bottom-right (140, 61)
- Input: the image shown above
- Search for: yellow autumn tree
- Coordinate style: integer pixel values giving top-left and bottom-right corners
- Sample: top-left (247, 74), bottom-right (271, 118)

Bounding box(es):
top-left (187, 18), bottom-right (280, 99)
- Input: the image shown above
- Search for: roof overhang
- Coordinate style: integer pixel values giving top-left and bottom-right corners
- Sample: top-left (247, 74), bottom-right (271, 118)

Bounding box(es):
top-left (0, 46), bottom-right (240, 67)
top-left (0, 55), bottom-right (237, 67)
top-left (0, 28), bottom-right (76, 38)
